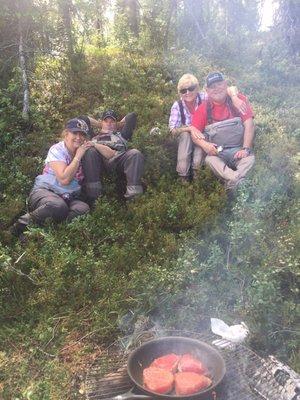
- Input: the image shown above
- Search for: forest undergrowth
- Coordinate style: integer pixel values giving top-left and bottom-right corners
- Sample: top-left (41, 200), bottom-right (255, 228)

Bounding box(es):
top-left (0, 47), bottom-right (299, 399)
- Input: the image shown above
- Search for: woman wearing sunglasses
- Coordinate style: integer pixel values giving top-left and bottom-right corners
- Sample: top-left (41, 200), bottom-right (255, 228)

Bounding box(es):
top-left (169, 73), bottom-right (246, 183)
top-left (12, 118), bottom-right (94, 236)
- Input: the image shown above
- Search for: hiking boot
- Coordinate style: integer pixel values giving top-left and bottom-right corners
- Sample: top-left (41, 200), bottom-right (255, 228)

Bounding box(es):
top-left (178, 176), bottom-right (190, 185)
top-left (124, 185), bottom-right (143, 200)
top-left (192, 169), bottom-right (201, 181)
top-left (10, 213), bottom-right (30, 237)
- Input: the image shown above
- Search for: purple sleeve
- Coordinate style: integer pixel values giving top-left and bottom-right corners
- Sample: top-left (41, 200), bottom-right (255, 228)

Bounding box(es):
top-left (200, 91), bottom-right (208, 101)
top-left (169, 101), bottom-right (181, 130)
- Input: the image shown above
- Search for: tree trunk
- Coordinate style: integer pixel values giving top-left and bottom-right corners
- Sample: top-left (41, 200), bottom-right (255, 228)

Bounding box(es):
top-left (127, 0), bottom-right (140, 37)
top-left (58, 0), bottom-right (75, 64)
top-left (119, 0), bottom-right (140, 37)
top-left (164, 0), bottom-right (177, 51)
top-left (94, 0), bottom-right (105, 45)
top-left (18, 20), bottom-right (29, 121)
top-left (184, 0), bottom-right (206, 40)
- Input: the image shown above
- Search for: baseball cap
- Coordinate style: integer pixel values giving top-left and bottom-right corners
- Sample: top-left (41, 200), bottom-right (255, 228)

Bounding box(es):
top-left (102, 109), bottom-right (117, 121)
top-left (206, 72), bottom-right (225, 87)
top-left (77, 115), bottom-right (94, 138)
top-left (65, 118), bottom-right (89, 135)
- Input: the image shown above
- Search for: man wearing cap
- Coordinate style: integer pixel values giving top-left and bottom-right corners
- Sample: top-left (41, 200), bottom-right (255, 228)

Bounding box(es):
top-left (190, 72), bottom-right (255, 190)
top-left (12, 118), bottom-right (93, 235)
top-left (169, 73), bottom-right (247, 183)
top-left (81, 110), bottom-right (144, 204)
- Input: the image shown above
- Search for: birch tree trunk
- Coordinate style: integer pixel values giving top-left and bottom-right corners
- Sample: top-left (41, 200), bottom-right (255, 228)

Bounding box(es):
top-left (18, 21), bottom-right (30, 121)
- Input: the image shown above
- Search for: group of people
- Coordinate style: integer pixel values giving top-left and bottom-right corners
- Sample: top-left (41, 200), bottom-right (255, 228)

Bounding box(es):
top-left (169, 72), bottom-right (255, 187)
top-left (13, 71), bottom-right (255, 235)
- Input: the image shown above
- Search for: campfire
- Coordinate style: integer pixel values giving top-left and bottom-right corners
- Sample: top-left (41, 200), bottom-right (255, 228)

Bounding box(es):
top-left (85, 330), bottom-right (300, 400)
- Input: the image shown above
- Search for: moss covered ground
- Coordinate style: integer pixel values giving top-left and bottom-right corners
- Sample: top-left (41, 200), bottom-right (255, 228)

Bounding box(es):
top-left (0, 48), bottom-right (299, 399)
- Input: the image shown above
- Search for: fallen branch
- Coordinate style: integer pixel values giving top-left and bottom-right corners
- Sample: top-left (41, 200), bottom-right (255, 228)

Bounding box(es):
top-left (59, 329), bottom-right (105, 353)
top-left (2, 252), bottom-right (38, 285)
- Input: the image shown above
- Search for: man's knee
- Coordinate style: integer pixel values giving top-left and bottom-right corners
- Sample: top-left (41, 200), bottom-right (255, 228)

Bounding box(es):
top-left (125, 149), bottom-right (145, 169)
top-left (247, 154), bottom-right (255, 166)
top-left (82, 147), bottom-right (100, 161)
top-left (81, 147), bottom-right (104, 172)
top-left (127, 148), bottom-right (144, 160)
top-left (237, 154), bottom-right (255, 171)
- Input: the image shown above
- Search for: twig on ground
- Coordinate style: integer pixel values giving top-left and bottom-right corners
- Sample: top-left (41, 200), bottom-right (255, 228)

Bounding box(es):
top-left (59, 330), bottom-right (99, 353)
top-left (15, 251), bottom-right (26, 264)
top-left (3, 252), bottom-right (38, 285)
top-left (269, 329), bottom-right (300, 337)
top-left (239, 277), bottom-right (246, 304)
top-left (36, 347), bottom-right (56, 358)
top-left (44, 320), bottom-right (61, 349)
top-left (226, 243), bottom-right (231, 270)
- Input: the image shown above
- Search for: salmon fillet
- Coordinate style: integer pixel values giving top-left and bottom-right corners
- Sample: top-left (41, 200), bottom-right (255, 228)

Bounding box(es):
top-left (175, 372), bottom-right (212, 395)
top-left (178, 353), bottom-right (206, 374)
top-left (143, 367), bottom-right (174, 394)
top-left (150, 353), bottom-right (180, 373)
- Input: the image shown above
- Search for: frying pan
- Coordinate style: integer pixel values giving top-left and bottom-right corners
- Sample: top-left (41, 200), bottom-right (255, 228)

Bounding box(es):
top-left (112, 336), bottom-right (226, 399)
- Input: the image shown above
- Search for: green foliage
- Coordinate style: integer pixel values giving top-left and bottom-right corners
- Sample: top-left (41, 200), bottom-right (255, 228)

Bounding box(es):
top-left (0, 4), bottom-right (299, 398)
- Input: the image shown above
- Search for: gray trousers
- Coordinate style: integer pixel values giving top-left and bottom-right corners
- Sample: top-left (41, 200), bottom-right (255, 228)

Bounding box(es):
top-left (205, 154), bottom-right (255, 189)
top-left (18, 188), bottom-right (89, 227)
top-left (176, 131), bottom-right (205, 177)
top-left (81, 147), bottom-right (144, 202)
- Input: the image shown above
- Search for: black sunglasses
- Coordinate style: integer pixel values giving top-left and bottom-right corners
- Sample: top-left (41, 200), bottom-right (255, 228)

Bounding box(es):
top-left (179, 84), bottom-right (197, 94)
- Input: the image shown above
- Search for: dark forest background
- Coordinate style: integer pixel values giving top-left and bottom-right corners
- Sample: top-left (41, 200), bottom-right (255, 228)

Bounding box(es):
top-left (0, 0), bottom-right (299, 398)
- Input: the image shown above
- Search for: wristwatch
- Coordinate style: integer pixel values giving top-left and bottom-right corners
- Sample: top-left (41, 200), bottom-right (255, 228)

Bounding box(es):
top-left (242, 147), bottom-right (252, 156)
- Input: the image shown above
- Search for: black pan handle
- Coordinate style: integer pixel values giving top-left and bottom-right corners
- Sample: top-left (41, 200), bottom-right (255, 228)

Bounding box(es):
top-left (112, 387), bottom-right (153, 400)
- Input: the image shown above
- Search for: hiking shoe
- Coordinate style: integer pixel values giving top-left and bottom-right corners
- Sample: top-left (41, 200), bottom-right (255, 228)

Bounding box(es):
top-left (179, 176), bottom-right (190, 185)
top-left (124, 185), bottom-right (143, 200)
top-left (10, 221), bottom-right (28, 237)
top-left (125, 192), bottom-right (142, 202)
top-left (192, 169), bottom-right (201, 181)
top-left (10, 213), bottom-right (30, 237)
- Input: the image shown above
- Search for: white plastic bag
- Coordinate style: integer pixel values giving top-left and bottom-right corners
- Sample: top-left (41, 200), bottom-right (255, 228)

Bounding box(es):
top-left (211, 318), bottom-right (249, 343)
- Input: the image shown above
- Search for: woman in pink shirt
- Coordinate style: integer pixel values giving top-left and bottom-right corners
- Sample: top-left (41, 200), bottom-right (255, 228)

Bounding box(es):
top-left (12, 118), bottom-right (94, 236)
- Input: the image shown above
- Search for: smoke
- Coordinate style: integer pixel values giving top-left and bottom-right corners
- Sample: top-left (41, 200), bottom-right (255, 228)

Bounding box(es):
top-left (121, 125), bottom-right (297, 343)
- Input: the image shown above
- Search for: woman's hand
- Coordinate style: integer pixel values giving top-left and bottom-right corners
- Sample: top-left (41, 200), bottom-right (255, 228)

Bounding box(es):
top-left (231, 96), bottom-right (247, 115)
top-left (190, 126), bottom-right (205, 143)
top-left (74, 141), bottom-right (94, 160)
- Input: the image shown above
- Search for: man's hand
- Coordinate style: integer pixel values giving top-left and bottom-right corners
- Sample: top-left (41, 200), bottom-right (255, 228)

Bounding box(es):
top-left (202, 141), bottom-right (218, 156)
top-left (117, 116), bottom-right (126, 130)
top-left (88, 116), bottom-right (102, 129)
top-left (234, 149), bottom-right (249, 159)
